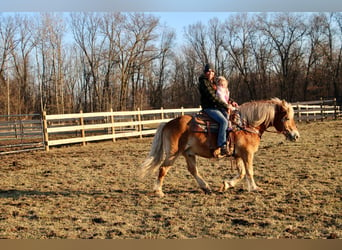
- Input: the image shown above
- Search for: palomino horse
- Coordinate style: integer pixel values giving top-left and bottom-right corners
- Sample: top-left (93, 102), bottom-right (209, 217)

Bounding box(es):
top-left (139, 98), bottom-right (300, 197)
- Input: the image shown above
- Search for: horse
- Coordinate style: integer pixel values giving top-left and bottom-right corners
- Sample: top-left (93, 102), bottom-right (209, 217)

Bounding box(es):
top-left (139, 98), bottom-right (300, 197)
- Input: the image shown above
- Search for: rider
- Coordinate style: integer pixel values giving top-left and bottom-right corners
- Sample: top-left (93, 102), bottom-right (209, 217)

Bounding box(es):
top-left (198, 63), bottom-right (232, 157)
top-left (216, 76), bottom-right (233, 130)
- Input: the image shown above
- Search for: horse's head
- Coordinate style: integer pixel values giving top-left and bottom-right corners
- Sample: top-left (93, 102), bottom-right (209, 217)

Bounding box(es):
top-left (274, 99), bottom-right (300, 141)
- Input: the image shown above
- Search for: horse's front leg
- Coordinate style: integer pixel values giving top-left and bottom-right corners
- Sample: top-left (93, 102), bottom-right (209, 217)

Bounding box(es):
top-left (244, 152), bottom-right (262, 192)
top-left (220, 157), bottom-right (245, 191)
top-left (183, 151), bottom-right (211, 194)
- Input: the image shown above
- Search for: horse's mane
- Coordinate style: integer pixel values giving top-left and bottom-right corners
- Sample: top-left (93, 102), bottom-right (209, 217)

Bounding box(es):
top-left (239, 98), bottom-right (293, 127)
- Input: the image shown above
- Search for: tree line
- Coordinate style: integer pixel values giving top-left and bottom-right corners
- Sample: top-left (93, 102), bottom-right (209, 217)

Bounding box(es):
top-left (0, 12), bottom-right (341, 115)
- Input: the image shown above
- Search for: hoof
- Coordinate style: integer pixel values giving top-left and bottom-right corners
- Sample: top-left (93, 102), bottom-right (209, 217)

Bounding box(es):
top-left (250, 186), bottom-right (263, 193)
top-left (203, 188), bottom-right (212, 195)
top-left (219, 181), bottom-right (233, 192)
top-left (149, 190), bottom-right (165, 198)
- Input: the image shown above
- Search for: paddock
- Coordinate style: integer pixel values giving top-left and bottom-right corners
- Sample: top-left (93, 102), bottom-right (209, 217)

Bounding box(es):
top-left (0, 120), bottom-right (341, 239)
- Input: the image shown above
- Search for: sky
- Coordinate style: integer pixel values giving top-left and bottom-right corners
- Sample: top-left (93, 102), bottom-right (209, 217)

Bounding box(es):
top-left (1, 0), bottom-right (341, 45)
top-left (150, 12), bottom-right (233, 44)
top-left (1, 0), bottom-right (341, 12)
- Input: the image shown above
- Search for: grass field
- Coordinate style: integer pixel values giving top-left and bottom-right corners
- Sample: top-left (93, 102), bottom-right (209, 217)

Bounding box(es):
top-left (0, 120), bottom-right (341, 239)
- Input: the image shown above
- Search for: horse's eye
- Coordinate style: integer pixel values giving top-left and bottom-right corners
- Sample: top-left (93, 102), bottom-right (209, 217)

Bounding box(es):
top-left (282, 117), bottom-right (290, 122)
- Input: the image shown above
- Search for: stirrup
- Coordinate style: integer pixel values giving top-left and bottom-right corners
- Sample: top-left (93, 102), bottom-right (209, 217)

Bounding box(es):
top-left (220, 146), bottom-right (228, 156)
top-left (213, 144), bottom-right (233, 158)
top-left (228, 146), bottom-right (235, 157)
top-left (213, 147), bottom-right (226, 158)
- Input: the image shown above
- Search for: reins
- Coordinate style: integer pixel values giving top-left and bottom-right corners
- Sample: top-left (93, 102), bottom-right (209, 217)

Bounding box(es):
top-left (264, 129), bottom-right (281, 134)
top-left (234, 106), bottom-right (288, 138)
top-left (235, 124), bottom-right (262, 138)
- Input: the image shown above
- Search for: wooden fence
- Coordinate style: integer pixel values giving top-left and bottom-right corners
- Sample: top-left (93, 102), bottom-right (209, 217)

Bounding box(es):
top-left (292, 98), bottom-right (340, 122)
top-left (42, 107), bottom-right (201, 151)
top-left (0, 114), bottom-right (44, 154)
top-left (0, 98), bottom-right (340, 153)
top-left (42, 98), bottom-right (340, 151)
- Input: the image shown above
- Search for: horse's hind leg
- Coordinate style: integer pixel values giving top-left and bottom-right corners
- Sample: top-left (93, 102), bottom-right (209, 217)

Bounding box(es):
top-left (154, 166), bottom-right (171, 197)
top-left (183, 150), bottom-right (211, 194)
top-left (153, 155), bottom-right (178, 197)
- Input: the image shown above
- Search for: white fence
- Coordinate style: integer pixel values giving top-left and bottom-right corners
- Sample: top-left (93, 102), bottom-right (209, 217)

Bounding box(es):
top-left (42, 98), bottom-right (340, 151)
top-left (0, 98), bottom-right (340, 153)
top-left (0, 114), bottom-right (44, 154)
top-left (293, 98), bottom-right (340, 122)
top-left (43, 107), bottom-right (201, 151)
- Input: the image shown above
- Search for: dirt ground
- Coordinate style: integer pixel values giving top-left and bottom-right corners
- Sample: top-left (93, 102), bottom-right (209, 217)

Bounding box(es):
top-left (0, 120), bottom-right (341, 239)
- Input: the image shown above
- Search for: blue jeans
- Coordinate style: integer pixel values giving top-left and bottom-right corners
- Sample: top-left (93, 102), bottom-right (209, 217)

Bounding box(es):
top-left (203, 108), bottom-right (228, 147)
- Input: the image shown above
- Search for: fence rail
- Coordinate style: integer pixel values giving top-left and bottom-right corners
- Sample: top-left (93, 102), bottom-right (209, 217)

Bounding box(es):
top-left (293, 98), bottom-right (340, 122)
top-left (42, 107), bottom-right (201, 151)
top-left (0, 98), bottom-right (340, 153)
top-left (0, 114), bottom-right (44, 154)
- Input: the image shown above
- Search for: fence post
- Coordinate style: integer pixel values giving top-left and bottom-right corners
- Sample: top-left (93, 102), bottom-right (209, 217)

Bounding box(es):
top-left (333, 98), bottom-right (337, 120)
top-left (80, 110), bottom-right (86, 146)
top-left (137, 108), bottom-right (142, 139)
top-left (19, 119), bottom-right (24, 140)
top-left (181, 106), bottom-right (184, 116)
top-left (161, 107), bottom-right (164, 120)
top-left (42, 110), bottom-right (49, 151)
top-left (320, 97), bottom-right (324, 121)
top-left (297, 103), bottom-right (301, 122)
top-left (110, 108), bottom-right (116, 142)
top-left (13, 119), bottom-right (18, 139)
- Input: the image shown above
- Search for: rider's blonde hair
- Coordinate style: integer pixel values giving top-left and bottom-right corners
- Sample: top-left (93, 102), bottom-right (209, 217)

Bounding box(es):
top-left (217, 76), bottom-right (228, 88)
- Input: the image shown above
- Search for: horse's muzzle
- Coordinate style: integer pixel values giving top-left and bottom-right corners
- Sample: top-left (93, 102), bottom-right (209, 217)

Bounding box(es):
top-left (285, 130), bottom-right (300, 141)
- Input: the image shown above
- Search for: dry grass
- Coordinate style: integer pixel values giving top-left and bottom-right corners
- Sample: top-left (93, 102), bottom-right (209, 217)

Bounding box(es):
top-left (0, 120), bottom-right (341, 239)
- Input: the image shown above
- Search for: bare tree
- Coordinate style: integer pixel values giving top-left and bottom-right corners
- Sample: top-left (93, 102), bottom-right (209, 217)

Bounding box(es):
top-left (118, 13), bottom-right (160, 110)
top-left (302, 13), bottom-right (327, 100)
top-left (34, 13), bottom-right (66, 114)
top-left (222, 13), bottom-right (256, 101)
top-left (333, 13), bottom-right (342, 99)
top-left (148, 28), bottom-right (175, 108)
top-left (259, 13), bottom-right (306, 101)
top-left (208, 18), bottom-right (226, 76)
top-left (320, 13), bottom-right (342, 99)
top-left (1, 12), bottom-right (342, 116)
top-left (100, 13), bottom-right (123, 111)
top-left (70, 12), bottom-right (105, 112)
top-left (184, 22), bottom-right (212, 67)
top-left (11, 15), bottom-right (36, 114)
top-left (0, 14), bottom-right (17, 115)
top-left (62, 44), bottom-right (83, 113)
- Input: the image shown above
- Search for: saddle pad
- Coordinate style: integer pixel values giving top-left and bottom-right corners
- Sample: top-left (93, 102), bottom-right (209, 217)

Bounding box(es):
top-left (189, 112), bottom-right (219, 133)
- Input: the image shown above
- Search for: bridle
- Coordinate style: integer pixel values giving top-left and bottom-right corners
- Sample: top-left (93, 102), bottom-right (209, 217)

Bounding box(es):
top-left (236, 114), bottom-right (291, 138)
top-left (231, 105), bottom-right (294, 138)
top-left (265, 116), bottom-right (290, 135)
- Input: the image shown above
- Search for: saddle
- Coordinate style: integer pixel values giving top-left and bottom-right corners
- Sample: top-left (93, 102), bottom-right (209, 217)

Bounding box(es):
top-left (189, 110), bottom-right (241, 133)
top-left (189, 110), bottom-right (242, 157)
top-left (189, 111), bottom-right (219, 133)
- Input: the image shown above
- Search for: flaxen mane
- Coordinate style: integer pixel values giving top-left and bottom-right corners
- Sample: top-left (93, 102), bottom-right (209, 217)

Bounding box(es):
top-left (239, 98), bottom-right (292, 127)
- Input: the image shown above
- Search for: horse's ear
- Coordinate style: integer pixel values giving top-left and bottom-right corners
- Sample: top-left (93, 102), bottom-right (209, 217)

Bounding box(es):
top-left (276, 101), bottom-right (286, 114)
top-left (282, 99), bottom-right (291, 113)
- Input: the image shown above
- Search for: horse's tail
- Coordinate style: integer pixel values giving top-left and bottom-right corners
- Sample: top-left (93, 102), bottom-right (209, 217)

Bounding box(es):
top-left (139, 122), bottom-right (166, 178)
